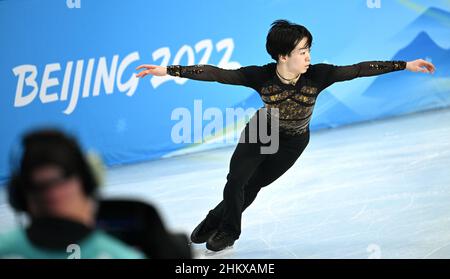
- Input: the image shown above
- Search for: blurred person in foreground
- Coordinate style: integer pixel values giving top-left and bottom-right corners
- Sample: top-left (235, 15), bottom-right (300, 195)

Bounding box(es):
top-left (0, 129), bottom-right (144, 259)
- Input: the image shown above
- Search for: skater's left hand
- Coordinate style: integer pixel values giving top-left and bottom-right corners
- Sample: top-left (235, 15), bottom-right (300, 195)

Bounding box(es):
top-left (406, 59), bottom-right (436, 74)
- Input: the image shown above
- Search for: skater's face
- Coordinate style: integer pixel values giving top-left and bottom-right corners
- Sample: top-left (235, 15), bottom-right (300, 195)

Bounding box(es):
top-left (279, 37), bottom-right (311, 74)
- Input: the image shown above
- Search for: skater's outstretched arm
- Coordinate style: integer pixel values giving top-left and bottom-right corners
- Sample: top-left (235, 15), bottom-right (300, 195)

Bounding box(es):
top-left (314, 59), bottom-right (436, 89)
top-left (136, 64), bottom-right (267, 90)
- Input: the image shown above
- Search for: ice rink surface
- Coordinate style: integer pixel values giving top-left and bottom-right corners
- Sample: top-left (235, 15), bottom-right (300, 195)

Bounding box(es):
top-left (1, 108), bottom-right (449, 259)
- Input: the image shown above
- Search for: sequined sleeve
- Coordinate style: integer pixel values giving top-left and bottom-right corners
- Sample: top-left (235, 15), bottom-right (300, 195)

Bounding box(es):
top-left (166, 64), bottom-right (265, 90)
top-left (316, 61), bottom-right (407, 89)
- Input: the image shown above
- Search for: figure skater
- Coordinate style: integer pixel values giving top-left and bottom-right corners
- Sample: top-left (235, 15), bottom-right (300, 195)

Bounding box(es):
top-left (136, 20), bottom-right (435, 252)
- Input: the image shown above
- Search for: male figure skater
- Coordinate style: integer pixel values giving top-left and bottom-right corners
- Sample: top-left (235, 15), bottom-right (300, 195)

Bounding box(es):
top-left (136, 20), bottom-right (435, 252)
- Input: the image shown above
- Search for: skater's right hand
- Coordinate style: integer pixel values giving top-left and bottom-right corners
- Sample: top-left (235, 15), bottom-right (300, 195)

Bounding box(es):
top-left (135, 64), bottom-right (167, 78)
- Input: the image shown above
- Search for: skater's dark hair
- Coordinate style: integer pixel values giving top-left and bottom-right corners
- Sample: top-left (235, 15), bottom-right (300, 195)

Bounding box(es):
top-left (266, 19), bottom-right (313, 61)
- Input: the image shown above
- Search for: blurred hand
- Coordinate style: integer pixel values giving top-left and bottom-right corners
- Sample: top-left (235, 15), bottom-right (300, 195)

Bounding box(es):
top-left (406, 59), bottom-right (436, 74)
top-left (135, 65), bottom-right (167, 78)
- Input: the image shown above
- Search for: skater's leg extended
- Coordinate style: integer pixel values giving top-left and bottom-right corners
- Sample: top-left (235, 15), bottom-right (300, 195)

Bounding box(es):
top-left (225, 133), bottom-right (310, 227)
top-left (206, 131), bottom-right (310, 251)
top-left (190, 136), bottom-right (266, 244)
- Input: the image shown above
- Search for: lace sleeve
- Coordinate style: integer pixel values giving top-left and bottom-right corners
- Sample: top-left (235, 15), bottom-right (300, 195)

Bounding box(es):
top-left (315, 61), bottom-right (406, 90)
top-left (166, 64), bottom-right (266, 89)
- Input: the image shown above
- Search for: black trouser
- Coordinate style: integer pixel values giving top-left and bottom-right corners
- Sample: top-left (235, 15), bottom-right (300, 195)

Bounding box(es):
top-left (204, 113), bottom-right (310, 239)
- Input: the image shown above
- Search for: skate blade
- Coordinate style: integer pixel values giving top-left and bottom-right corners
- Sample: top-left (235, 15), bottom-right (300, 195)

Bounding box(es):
top-left (203, 245), bottom-right (234, 257)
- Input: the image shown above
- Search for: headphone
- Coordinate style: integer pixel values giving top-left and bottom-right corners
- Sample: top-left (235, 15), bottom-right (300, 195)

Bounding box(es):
top-left (7, 129), bottom-right (105, 213)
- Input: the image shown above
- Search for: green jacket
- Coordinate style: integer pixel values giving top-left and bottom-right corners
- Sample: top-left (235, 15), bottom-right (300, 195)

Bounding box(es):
top-left (0, 228), bottom-right (145, 259)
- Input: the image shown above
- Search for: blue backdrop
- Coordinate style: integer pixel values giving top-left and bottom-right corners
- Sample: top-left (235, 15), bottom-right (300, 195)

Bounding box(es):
top-left (1, 0), bottom-right (449, 182)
